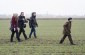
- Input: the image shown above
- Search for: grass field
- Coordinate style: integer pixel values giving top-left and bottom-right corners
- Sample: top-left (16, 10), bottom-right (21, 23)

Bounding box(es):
top-left (0, 19), bottom-right (85, 55)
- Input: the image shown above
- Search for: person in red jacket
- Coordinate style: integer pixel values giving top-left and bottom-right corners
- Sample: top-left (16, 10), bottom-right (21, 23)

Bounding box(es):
top-left (10, 13), bottom-right (21, 42)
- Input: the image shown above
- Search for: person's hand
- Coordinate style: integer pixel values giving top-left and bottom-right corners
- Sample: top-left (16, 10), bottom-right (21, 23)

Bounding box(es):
top-left (9, 27), bottom-right (11, 30)
top-left (36, 24), bottom-right (38, 27)
top-left (24, 19), bottom-right (28, 23)
top-left (27, 19), bottom-right (30, 20)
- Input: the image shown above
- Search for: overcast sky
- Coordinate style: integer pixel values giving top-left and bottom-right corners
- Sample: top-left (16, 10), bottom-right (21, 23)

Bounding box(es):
top-left (0, 0), bottom-right (85, 15)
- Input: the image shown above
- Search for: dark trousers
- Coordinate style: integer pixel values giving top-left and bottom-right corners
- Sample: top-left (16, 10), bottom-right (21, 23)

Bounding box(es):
top-left (60, 34), bottom-right (74, 44)
top-left (29, 26), bottom-right (36, 38)
top-left (10, 29), bottom-right (21, 42)
top-left (19, 28), bottom-right (27, 39)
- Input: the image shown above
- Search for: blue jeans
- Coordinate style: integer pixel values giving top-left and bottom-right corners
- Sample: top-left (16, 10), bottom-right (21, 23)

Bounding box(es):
top-left (29, 26), bottom-right (37, 38)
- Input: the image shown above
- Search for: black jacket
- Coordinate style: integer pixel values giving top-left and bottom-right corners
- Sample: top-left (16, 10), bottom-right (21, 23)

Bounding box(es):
top-left (18, 16), bottom-right (26, 28)
top-left (29, 16), bottom-right (38, 28)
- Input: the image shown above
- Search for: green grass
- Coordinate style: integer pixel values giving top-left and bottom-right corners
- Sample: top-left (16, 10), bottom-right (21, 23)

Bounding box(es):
top-left (0, 20), bottom-right (85, 55)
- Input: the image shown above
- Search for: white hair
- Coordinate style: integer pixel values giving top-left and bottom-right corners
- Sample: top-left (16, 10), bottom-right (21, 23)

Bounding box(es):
top-left (13, 13), bottom-right (18, 17)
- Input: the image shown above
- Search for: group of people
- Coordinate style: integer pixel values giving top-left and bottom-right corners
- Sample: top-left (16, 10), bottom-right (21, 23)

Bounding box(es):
top-left (10, 12), bottom-right (75, 45)
top-left (10, 12), bottom-right (38, 42)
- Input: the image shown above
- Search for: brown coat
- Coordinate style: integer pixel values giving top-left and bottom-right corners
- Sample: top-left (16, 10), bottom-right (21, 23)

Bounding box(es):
top-left (63, 21), bottom-right (72, 35)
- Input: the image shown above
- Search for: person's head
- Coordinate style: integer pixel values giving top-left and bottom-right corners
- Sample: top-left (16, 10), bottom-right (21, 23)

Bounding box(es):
top-left (20, 12), bottom-right (24, 16)
top-left (13, 13), bottom-right (18, 17)
top-left (13, 13), bottom-right (18, 21)
top-left (32, 12), bottom-right (36, 17)
top-left (68, 17), bottom-right (72, 21)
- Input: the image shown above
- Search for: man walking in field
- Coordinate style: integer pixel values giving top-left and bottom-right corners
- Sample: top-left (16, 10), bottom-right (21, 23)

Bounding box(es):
top-left (29, 12), bottom-right (38, 38)
top-left (59, 18), bottom-right (75, 45)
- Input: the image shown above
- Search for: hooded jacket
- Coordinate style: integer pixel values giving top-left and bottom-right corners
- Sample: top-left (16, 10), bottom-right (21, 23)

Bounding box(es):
top-left (29, 15), bottom-right (38, 28)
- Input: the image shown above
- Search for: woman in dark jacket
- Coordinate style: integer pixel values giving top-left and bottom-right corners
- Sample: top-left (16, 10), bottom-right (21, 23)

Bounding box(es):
top-left (18, 12), bottom-right (28, 40)
top-left (29, 12), bottom-right (38, 38)
top-left (10, 13), bottom-right (21, 42)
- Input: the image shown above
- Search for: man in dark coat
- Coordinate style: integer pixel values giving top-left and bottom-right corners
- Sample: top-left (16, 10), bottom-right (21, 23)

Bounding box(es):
top-left (59, 18), bottom-right (75, 45)
top-left (18, 12), bottom-right (28, 40)
top-left (29, 12), bottom-right (38, 38)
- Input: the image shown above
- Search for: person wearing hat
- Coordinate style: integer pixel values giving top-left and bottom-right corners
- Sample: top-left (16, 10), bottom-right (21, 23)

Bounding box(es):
top-left (29, 12), bottom-right (38, 38)
top-left (59, 17), bottom-right (75, 45)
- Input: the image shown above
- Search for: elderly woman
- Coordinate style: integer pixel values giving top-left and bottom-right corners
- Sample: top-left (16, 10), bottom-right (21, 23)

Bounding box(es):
top-left (10, 13), bottom-right (21, 42)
